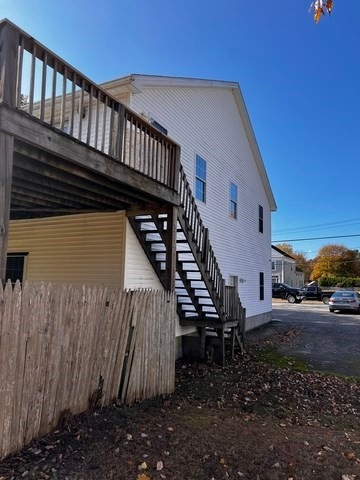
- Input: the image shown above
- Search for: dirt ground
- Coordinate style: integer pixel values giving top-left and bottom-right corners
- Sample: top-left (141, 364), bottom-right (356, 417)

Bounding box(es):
top-left (1, 327), bottom-right (360, 480)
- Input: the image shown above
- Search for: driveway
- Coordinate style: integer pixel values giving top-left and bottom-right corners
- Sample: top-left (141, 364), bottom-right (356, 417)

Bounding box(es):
top-left (248, 302), bottom-right (360, 378)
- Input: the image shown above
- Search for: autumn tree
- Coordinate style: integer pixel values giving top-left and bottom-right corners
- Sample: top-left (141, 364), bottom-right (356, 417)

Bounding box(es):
top-left (311, 244), bottom-right (360, 280)
top-left (276, 243), bottom-right (312, 282)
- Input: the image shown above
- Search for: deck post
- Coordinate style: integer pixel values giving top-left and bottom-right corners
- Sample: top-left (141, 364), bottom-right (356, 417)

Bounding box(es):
top-left (0, 22), bottom-right (18, 283)
top-left (0, 132), bottom-right (14, 283)
top-left (0, 21), bottom-right (20, 108)
top-left (165, 206), bottom-right (177, 291)
top-left (218, 327), bottom-right (225, 366)
top-left (199, 326), bottom-right (206, 360)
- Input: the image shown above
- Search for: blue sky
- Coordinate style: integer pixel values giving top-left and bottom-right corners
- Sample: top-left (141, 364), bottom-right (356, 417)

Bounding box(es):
top-left (2, 0), bottom-right (360, 259)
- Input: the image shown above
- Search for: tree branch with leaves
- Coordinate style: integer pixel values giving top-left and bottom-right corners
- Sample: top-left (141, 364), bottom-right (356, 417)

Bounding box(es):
top-left (309, 0), bottom-right (334, 23)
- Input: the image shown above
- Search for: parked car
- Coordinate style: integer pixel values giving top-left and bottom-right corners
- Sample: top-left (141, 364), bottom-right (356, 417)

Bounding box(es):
top-left (299, 285), bottom-right (335, 304)
top-left (328, 291), bottom-right (360, 313)
top-left (272, 283), bottom-right (305, 304)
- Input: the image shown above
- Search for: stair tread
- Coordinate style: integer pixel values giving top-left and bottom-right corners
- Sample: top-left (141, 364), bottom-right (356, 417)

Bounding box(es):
top-left (130, 213), bottom-right (232, 332)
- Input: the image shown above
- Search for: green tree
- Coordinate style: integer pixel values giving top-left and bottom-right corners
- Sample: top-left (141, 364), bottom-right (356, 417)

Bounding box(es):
top-left (311, 244), bottom-right (360, 280)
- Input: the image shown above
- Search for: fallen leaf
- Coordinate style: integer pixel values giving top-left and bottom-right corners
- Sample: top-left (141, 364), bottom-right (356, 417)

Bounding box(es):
top-left (137, 474), bottom-right (150, 480)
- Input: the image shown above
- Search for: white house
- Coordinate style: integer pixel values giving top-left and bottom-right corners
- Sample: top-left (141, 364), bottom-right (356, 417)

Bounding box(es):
top-left (271, 245), bottom-right (304, 287)
top-left (100, 74), bottom-right (277, 331)
top-left (6, 63), bottom-right (277, 358)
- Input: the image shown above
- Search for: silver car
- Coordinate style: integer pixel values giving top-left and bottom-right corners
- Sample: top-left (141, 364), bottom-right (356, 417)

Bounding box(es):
top-left (328, 291), bottom-right (360, 313)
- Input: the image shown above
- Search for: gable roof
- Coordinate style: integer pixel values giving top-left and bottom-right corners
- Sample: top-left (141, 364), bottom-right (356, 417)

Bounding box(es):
top-left (100, 74), bottom-right (277, 212)
top-left (272, 245), bottom-right (296, 260)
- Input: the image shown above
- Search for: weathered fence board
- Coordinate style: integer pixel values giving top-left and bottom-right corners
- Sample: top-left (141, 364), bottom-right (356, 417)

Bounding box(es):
top-left (0, 281), bottom-right (176, 459)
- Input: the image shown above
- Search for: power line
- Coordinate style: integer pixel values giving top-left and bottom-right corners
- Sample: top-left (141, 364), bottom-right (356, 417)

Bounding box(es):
top-left (273, 233), bottom-right (360, 243)
top-left (273, 217), bottom-right (360, 235)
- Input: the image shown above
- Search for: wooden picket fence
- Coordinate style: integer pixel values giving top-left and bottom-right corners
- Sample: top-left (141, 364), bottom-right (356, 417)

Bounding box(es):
top-left (0, 281), bottom-right (176, 459)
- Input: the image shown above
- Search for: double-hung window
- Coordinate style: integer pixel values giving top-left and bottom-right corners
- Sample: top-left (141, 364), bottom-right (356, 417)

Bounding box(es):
top-left (195, 155), bottom-right (206, 203)
top-left (230, 182), bottom-right (237, 219)
top-left (259, 272), bottom-right (264, 301)
top-left (259, 205), bottom-right (264, 233)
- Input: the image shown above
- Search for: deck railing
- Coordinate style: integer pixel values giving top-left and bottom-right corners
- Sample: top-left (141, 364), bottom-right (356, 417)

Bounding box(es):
top-left (0, 20), bottom-right (180, 190)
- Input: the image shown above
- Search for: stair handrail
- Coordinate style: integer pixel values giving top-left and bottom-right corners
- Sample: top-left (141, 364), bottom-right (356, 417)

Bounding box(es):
top-left (179, 164), bottom-right (243, 322)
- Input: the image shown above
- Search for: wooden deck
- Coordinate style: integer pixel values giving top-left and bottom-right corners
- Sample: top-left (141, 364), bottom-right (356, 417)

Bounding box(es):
top-left (0, 20), bottom-right (180, 284)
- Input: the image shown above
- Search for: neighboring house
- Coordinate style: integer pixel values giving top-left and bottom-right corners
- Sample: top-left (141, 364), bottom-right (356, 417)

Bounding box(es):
top-left (2, 21), bottom-right (277, 362)
top-left (271, 245), bottom-right (304, 287)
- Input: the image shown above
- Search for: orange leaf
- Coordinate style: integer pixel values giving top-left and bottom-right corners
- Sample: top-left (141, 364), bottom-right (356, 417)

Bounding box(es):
top-left (325, 0), bottom-right (333, 14)
top-left (314, 8), bottom-right (324, 23)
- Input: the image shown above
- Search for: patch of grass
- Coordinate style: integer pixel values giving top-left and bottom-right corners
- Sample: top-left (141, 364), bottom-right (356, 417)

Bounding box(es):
top-left (255, 345), bottom-right (310, 372)
top-left (180, 413), bottom-right (213, 428)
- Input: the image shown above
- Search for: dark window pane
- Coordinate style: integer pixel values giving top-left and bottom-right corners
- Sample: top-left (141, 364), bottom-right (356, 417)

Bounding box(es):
top-left (259, 271), bottom-right (264, 301)
top-left (196, 178), bottom-right (206, 202)
top-left (259, 205), bottom-right (264, 233)
top-left (6, 253), bottom-right (27, 284)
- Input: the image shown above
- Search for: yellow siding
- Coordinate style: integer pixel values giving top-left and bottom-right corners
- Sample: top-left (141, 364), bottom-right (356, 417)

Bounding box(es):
top-left (8, 212), bottom-right (125, 287)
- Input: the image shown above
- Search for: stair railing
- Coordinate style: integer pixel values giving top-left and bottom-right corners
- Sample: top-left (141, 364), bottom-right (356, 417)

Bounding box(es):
top-left (178, 164), bottom-right (243, 322)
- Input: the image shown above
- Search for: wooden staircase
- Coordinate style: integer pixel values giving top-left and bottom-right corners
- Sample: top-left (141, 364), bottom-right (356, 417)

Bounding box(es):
top-left (129, 165), bottom-right (245, 364)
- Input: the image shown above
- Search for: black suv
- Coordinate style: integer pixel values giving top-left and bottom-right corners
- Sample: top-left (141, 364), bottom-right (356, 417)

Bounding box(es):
top-left (272, 283), bottom-right (305, 304)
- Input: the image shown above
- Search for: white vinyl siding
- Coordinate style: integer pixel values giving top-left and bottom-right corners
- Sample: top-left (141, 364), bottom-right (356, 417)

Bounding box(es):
top-left (130, 85), bottom-right (272, 321)
top-left (124, 220), bottom-right (195, 338)
top-left (8, 212), bottom-right (125, 287)
top-left (124, 220), bottom-right (164, 290)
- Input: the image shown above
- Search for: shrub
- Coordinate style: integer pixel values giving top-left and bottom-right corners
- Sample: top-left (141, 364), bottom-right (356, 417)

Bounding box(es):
top-left (319, 275), bottom-right (360, 288)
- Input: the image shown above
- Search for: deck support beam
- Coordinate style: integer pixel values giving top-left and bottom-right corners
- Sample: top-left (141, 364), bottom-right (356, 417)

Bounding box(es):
top-left (0, 132), bottom-right (14, 283)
